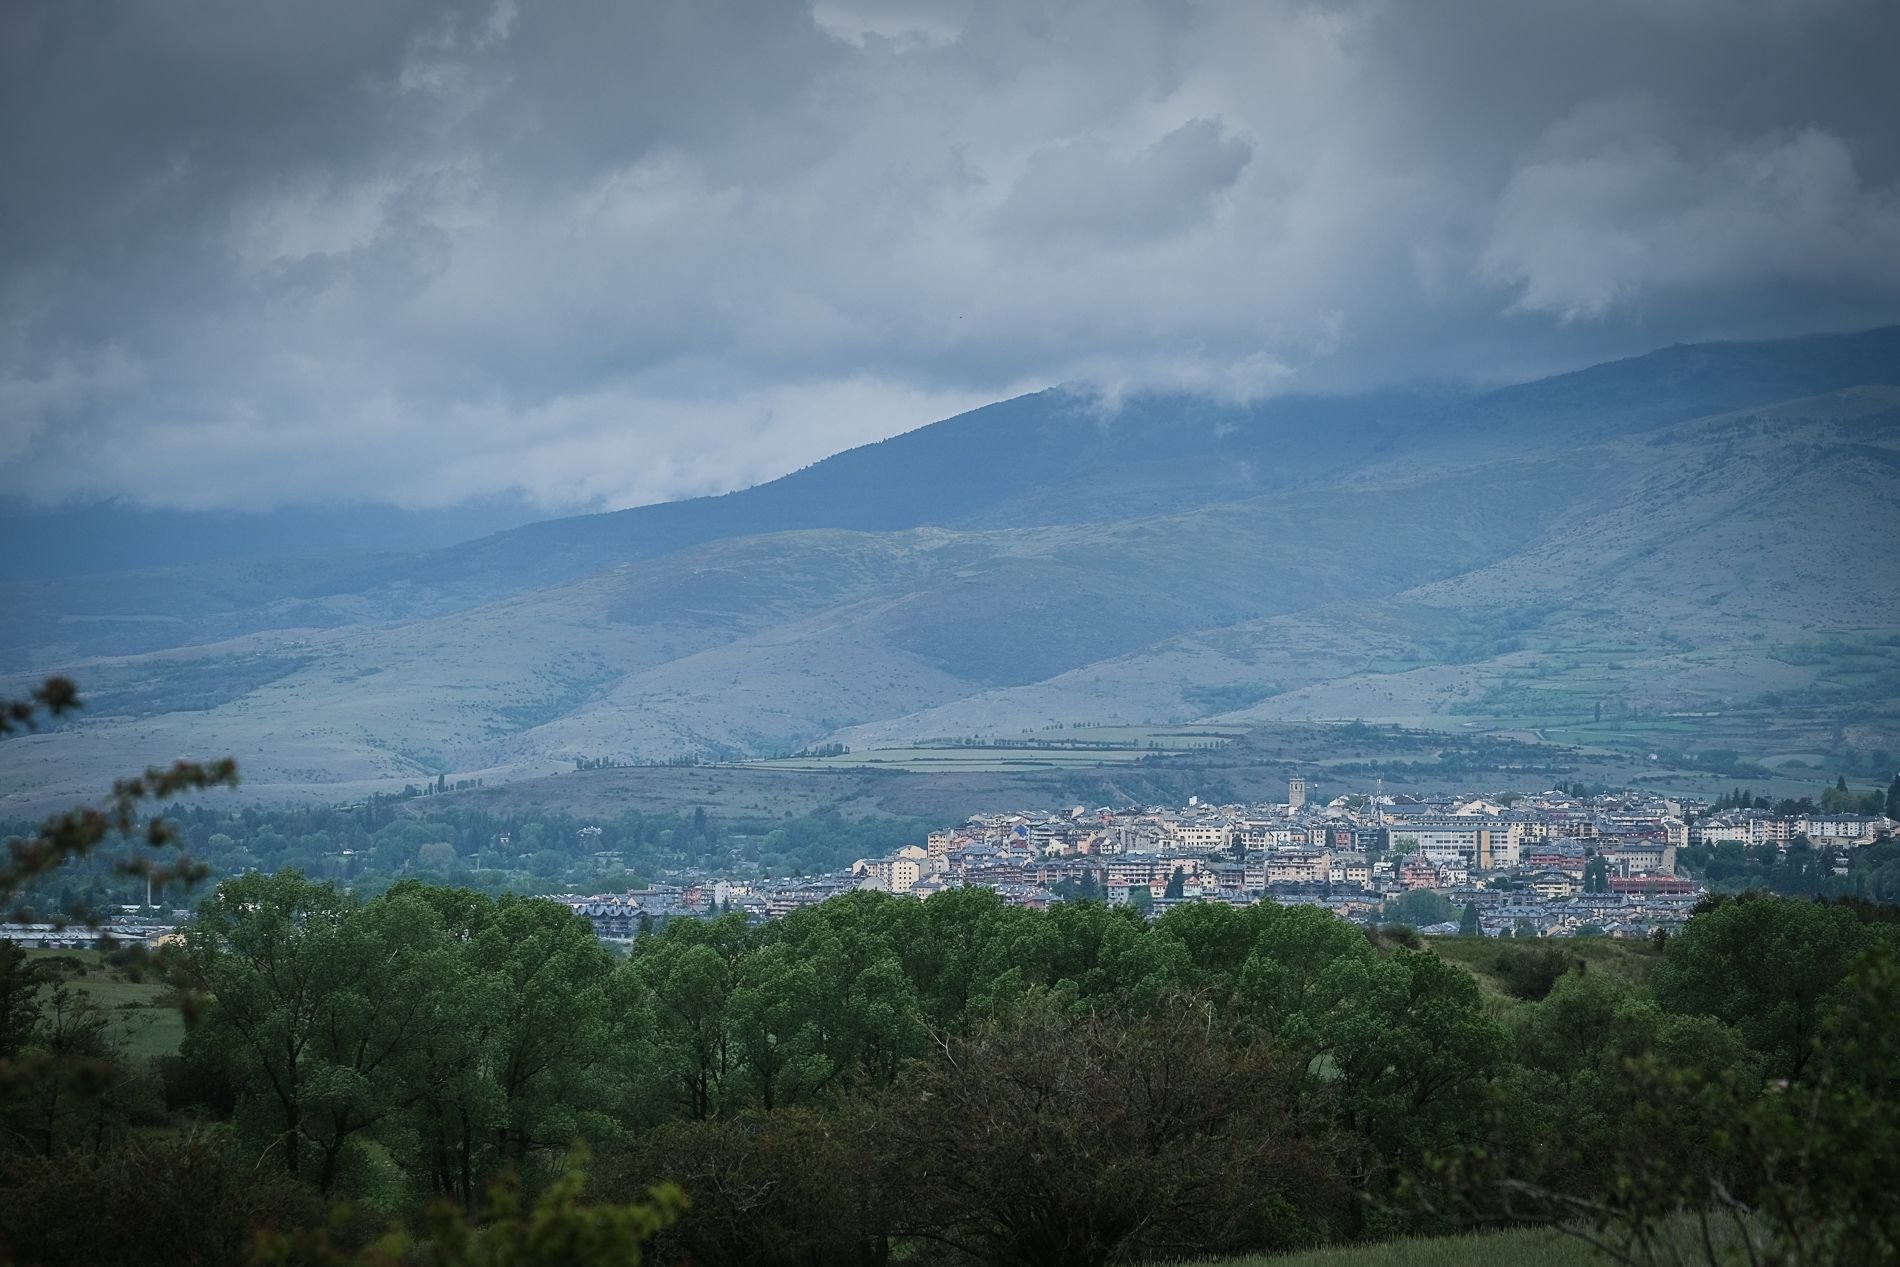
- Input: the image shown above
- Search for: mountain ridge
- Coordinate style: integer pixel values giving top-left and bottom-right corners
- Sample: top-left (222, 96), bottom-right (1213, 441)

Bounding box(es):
top-left (3, 328), bottom-right (1898, 809)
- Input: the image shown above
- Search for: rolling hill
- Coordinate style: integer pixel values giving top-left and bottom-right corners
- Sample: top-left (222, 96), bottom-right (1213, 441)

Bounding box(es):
top-left (3, 328), bottom-right (1898, 809)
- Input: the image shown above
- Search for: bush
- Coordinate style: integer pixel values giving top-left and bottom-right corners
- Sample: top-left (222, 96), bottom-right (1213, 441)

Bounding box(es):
top-left (1493, 945), bottom-right (1574, 1001)
top-left (610, 1108), bottom-right (891, 1267)
top-left (1380, 923), bottom-right (1424, 950)
top-left (883, 997), bottom-right (1355, 1265)
top-left (0, 1132), bottom-right (325, 1267)
top-left (154, 1051), bottom-right (239, 1117)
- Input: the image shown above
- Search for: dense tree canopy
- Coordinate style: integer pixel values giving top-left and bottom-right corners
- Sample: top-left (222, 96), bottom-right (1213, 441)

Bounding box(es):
top-left (1, 853), bottom-right (1895, 1265)
top-left (1649, 893), bottom-right (1885, 1080)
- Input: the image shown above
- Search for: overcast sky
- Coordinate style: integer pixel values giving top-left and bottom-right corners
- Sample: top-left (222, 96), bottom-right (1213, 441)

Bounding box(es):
top-left (4, 0), bottom-right (1898, 514)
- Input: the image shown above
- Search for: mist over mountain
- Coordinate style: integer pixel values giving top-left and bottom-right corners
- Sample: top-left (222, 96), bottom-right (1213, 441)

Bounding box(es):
top-left (2, 325), bottom-right (1895, 810)
top-left (0, 499), bottom-right (547, 584)
top-left (365, 322), bottom-right (1900, 588)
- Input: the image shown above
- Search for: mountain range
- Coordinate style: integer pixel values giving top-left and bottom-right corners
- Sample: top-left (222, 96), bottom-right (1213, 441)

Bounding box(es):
top-left (3, 326), bottom-right (1898, 810)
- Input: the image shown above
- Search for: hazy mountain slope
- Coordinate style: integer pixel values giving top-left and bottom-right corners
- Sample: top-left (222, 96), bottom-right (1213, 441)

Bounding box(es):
top-left (3, 332), bottom-right (1897, 809)
top-left (0, 530), bottom-right (991, 804)
top-left (836, 389), bottom-right (1900, 751)
top-left (0, 452), bottom-right (1626, 805)
top-left (416, 326), bottom-right (1900, 593)
top-left (0, 500), bottom-right (542, 583)
top-left (9, 326), bottom-right (1896, 674)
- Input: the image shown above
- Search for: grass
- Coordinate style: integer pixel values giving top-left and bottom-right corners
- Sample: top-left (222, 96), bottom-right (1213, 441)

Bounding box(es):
top-left (25, 947), bottom-right (187, 1062)
top-left (746, 727), bottom-right (1247, 774)
top-left (1195, 1217), bottom-right (1759, 1265)
top-left (1424, 935), bottom-right (1662, 1006)
top-left (749, 747), bottom-right (1161, 772)
top-left (1190, 1226), bottom-right (1607, 1266)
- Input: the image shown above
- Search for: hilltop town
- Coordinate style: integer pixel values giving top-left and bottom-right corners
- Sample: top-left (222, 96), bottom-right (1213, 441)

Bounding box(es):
top-left (562, 779), bottom-right (1898, 942)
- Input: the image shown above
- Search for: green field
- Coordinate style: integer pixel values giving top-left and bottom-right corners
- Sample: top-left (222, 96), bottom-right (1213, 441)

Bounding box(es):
top-left (25, 947), bottom-right (187, 1062)
top-left (749, 746), bottom-right (1162, 773)
top-left (1196, 1227), bottom-right (1605, 1266)
top-left (747, 725), bottom-right (1250, 774)
top-left (1199, 1218), bottom-right (1759, 1266)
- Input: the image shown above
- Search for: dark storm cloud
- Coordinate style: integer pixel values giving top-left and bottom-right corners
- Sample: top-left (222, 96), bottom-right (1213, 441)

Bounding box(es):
top-left (2, 0), bottom-right (1897, 511)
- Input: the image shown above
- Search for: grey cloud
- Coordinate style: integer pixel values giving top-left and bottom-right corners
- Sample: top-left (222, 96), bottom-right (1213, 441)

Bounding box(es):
top-left (2, 0), bottom-right (1897, 514)
top-left (992, 119), bottom-right (1252, 244)
top-left (1483, 125), bottom-right (1900, 321)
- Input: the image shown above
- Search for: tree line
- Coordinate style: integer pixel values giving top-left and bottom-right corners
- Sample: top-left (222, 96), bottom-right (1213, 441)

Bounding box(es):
top-left (2, 874), bottom-right (1895, 1265)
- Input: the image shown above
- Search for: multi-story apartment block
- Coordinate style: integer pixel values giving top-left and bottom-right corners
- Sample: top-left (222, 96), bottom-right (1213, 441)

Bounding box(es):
top-left (1328, 855), bottom-right (1372, 886)
top-left (1265, 850), bottom-right (1331, 885)
top-left (1387, 817), bottom-right (1522, 869)
top-left (1801, 814), bottom-right (1891, 845)
top-left (1172, 822), bottom-right (1233, 851)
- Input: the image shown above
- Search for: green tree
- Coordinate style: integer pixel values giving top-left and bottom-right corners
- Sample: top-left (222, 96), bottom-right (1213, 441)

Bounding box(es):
top-left (1163, 866), bottom-right (1186, 899)
top-left (628, 917), bottom-right (749, 1120)
top-left (390, 887), bottom-right (626, 1209)
top-left (1650, 895), bottom-right (1871, 1081)
top-left (0, 978), bottom-right (128, 1157)
top-left (1155, 900), bottom-right (1270, 984)
top-left (183, 872), bottom-right (461, 1192)
top-left (1031, 898), bottom-right (1194, 1014)
top-left (1385, 888), bottom-right (1455, 927)
top-left (1323, 950), bottom-right (1510, 1178)
top-left (1236, 904), bottom-right (1381, 1065)
top-left (767, 894), bottom-right (927, 1090)
top-left (0, 943), bottom-right (45, 1062)
top-left (725, 942), bottom-right (826, 1110)
top-left (1459, 902), bottom-right (1481, 937)
top-left (0, 676), bottom-right (234, 1162)
top-left (1482, 948), bottom-right (1900, 1267)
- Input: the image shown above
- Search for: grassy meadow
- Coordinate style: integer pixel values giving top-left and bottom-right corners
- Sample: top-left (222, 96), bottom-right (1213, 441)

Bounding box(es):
top-left (748, 723), bottom-right (1251, 773)
top-left (1426, 933), bottom-right (1662, 1002)
top-left (25, 947), bottom-right (186, 1062)
top-left (1196, 1226), bottom-right (1605, 1266)
top-left (1200, 1214), bottom-right (1764, 1266)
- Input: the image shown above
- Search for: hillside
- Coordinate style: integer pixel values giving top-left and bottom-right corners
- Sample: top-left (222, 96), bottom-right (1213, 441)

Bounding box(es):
top-left (2, 329), bottom-right (1897, 809)
top-left (840, 387), bottom-right (1900, 748)
top-left (9, 327), bottom-right (1899, 668)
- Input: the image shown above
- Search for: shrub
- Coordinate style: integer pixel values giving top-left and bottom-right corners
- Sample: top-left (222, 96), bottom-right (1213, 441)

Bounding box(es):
top-left (1493, 945), bottom-right (1574, 1001)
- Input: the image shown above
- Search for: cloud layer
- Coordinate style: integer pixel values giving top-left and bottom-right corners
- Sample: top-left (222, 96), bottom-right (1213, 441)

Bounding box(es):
top-left (4, 0), bottom-right (1898, 512)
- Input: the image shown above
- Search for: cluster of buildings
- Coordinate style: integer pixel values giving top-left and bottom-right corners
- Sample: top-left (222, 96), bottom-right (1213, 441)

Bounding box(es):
top-left (560, 780), bottom-right (1896, 943)
top-left (0, 911), bottom-right (185, 949)
top-left (1690, 809), bottom-right (1892, 848)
